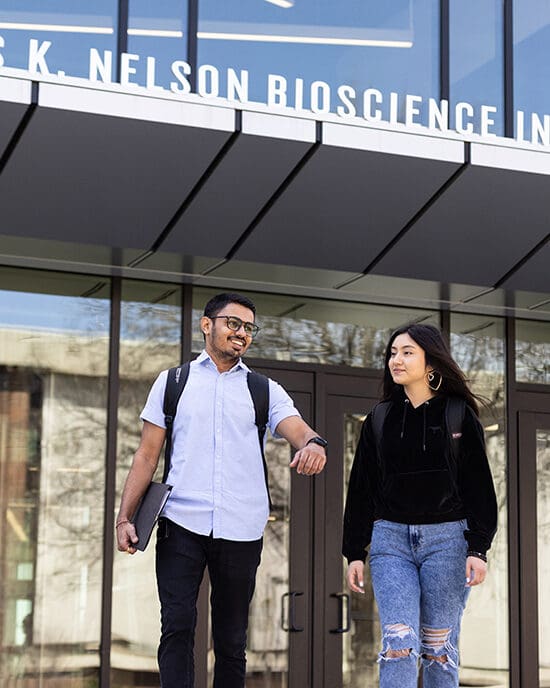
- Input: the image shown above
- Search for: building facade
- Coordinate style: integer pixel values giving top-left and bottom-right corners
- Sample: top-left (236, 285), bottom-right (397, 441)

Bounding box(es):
top-left (0, 2), bottom-right (549, 688)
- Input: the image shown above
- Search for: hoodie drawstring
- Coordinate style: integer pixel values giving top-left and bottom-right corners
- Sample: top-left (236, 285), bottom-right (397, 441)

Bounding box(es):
top-left (401, 398), bottom-right (429, 452)
top-left (422, 403), bottom-right (428, 451)
top-left (400, 399), bottom-right (409, 439)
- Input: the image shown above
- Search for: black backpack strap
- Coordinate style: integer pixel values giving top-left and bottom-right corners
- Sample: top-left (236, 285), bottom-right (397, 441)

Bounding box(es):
top-left (444, 397), bottom-right (466, 493)
top-left (247, 370), bottom-right (272, 510)
top-left (371, 401), bottom-right (391, 468)
top-left (162, 363), bottom-right (190, 483)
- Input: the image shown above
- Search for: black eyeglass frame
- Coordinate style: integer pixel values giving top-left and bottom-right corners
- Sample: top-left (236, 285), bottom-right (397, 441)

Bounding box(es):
top-left (209, 315), bottom-right (260, 338)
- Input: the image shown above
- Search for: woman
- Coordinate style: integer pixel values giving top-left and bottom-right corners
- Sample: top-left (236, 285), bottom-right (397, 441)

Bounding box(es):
top-left (343, 323), bottom-right (497, 688)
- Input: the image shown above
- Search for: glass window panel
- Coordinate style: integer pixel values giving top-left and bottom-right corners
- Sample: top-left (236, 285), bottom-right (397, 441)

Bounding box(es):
top-left (513, 1), bottom-right (550, 143)
top-left (0, 267), bottom-right (110, 687)
top-left (198, 0), bottom-right (439, 126)
top-left (111, 280), bottom-right (182, 688)
top-left (450, 0), bottom-right (504, 136)
top-left (0, 0), bottom-right (118, 79)
top-left (516, 319), bottom-right (550, 385)
top-left (192, 288), bottom-right (439, 368)
top-left (537, 428), bottom-right (550, 686)
top-left (127, 0), bottom-right (188, 90)
top-left (451, 313), bottom-right (508, 687)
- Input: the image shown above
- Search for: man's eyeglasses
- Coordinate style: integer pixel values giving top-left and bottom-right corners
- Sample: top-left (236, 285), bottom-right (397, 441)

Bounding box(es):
top-left (210, 316), bottom-right (260, 339)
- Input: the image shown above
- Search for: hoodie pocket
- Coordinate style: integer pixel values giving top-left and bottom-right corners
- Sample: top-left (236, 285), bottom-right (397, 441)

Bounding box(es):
top-left (384, 469), bottom-right (459, 515)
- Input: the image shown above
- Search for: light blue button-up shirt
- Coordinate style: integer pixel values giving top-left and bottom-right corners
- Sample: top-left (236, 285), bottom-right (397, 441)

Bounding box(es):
top-left (140, 350), bottom-right (300, 541)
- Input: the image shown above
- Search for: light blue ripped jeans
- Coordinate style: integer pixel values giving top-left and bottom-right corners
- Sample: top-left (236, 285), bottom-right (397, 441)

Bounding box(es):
top-left (369, 519), bottom-right (470, 688)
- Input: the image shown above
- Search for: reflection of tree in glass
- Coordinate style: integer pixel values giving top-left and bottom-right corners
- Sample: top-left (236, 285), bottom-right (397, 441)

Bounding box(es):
top-left (193, 307), bottom-right (397, 369)
top-left (516, 339), bottom-right (550, 384)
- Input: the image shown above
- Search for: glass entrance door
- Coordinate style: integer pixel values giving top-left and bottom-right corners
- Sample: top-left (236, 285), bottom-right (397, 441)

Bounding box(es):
top-left (320, 374), bottom-right (381, 688)
top-left (205, 366), bottom-right (316, 688)
top-left (518, 411), bottom-right (550, 688)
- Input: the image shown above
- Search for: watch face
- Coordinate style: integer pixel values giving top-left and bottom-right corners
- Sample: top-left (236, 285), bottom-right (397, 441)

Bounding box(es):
top-left (308, 436), bottom-right (328, 448)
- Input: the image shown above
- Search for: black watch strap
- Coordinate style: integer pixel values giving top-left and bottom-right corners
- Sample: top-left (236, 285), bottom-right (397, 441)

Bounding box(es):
top-left (306, 436), bottom-right (328, 448)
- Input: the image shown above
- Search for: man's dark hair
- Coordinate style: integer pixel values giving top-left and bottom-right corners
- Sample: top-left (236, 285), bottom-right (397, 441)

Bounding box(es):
top-left (203, 292), bottom-right (256, 319)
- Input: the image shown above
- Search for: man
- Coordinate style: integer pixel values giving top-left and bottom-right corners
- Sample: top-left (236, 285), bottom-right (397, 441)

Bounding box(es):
top-left (116, 292), bottom-right (327, 688)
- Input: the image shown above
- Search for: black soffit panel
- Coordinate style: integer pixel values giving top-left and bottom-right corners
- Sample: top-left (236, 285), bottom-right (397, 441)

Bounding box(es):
top-left (374, 144), bottom-right (550, 289)
top-left (0, 77), bottom-right (32, 160)
top-left (161, 111), bottom-right (316, 257)
top-left (0, 77), bottom-right (548, 295)
top-left (502, 240), bottom-right (550, 293)
top-left (235, 123), bottom-right (464, 274)
top-left (0, 82), bottom-right (235, 249)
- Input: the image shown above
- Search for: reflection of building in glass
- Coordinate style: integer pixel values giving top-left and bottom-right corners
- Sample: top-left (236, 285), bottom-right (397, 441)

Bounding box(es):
top-left (0, 2), bottom-right (549, 687)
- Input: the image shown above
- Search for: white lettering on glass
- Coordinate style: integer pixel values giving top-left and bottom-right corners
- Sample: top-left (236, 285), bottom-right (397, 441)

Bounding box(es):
top-left (531, 112), bottom-right (550, 146)
top-left (1, 36), bottom-right (549, 147)
top-left (89, 48), bottom-right (113, 83)
top-left (455, 102), bottom-right (474, 135)
top-left (294, 77), bottom-right (305, 110)
top-left (428, 98), bottom-right (448, 131)
top-left (28, 39), bottom-right (51, 75)
top-left (363, 88), bottom-right (382, 122)
top-left (146, 56), bottom-right (164, 90)
top-left (389, 92), bottom-right (399, 125)
top-left (268, 74), bottom-right (287, 107)
top-left (198, 64), bottom-right (219, 97)
top-left (516, 110), bottom-right (525, 142)
top-left (310, 80), bottom-right (330, 114)
top-left (480, 105), bottom-right (497, 137)
top-left (405, 94), bottom-right (422, 127)
top-left (227, 68), bottom-right (249, 102)
top-left (120, 53), bottom-right (139, 87)
top-left (337, 85), bottom-right (356, 117)
top-left (170, 60), bottom-right (192, 94)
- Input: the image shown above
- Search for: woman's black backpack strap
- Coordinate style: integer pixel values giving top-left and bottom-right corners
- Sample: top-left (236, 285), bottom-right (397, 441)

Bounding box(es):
top-left (162, 363), bottom-right (191, 483)
top-left (371, 401), bottom-right (391, 466)
top-left (444, 397), bottom-right (467, 488)
top-left (370, 398), bottom-right (466, 478)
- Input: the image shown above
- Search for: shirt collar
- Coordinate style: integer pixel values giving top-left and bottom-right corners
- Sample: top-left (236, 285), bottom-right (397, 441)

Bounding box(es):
top-left (197, 349), bottom-right (250, 373)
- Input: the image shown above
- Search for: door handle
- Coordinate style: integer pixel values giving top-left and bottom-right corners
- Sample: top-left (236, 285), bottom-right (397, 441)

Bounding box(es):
top-left (330, 592), bottom-right (350, 634)
top-left (281, 591), bottom-right (304, 632)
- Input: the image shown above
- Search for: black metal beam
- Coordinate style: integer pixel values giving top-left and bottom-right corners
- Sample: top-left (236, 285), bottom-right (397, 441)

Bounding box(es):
top-left (187, 0), bottom-right (199, 93)
top-left (116, 0), bottom-right (129, 83)
top-left (99, 276), bottom-right (121, 687)
top-left (0, 81), bottom-right (38, 176)
top-left (440, 0), bottom-right (450, 103)
top-left (504, 0), bottom-right (514, 138)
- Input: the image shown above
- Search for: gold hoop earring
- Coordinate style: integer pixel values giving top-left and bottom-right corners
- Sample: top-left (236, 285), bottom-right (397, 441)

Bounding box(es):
top-left (426, 370), bottom-right (442, 391)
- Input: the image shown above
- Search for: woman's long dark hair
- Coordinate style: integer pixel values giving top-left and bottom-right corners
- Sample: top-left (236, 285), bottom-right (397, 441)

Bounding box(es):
top-left (382, 323), bottom-right (480, 416)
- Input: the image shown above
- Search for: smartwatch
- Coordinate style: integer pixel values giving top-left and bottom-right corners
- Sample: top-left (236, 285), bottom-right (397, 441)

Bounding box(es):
top-left (306, 436), bottom-right (328, 449)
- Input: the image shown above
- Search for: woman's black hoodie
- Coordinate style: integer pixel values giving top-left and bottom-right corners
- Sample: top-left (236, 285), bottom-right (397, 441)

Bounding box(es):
top-left (342, 391), bottom-right (498, 564)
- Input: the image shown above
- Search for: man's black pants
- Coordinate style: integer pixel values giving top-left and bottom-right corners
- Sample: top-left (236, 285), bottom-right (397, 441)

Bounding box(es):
top-left (156, 519), bottom-right (263, 688)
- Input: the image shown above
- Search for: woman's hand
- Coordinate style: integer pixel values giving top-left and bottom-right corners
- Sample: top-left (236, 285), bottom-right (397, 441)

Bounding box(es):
top-left (347, 560), bottom-right (365, 594)
top-left (465, 555), bottom-right (487, 586)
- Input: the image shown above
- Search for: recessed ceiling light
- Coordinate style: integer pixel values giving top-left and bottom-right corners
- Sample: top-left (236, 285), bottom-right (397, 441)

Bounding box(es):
top-left (128, 28), bottom-right (184, 38)
top-left (265, 0), bottom-right (295, 8)
top-left (0, 21), bottom-right (113, 34)
top-left (198, 32), bottom-right (412, 48)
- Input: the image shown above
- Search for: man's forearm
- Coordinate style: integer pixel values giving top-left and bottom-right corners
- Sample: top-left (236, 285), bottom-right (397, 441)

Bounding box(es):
top-left (117, 452), bottom-right (158, 522)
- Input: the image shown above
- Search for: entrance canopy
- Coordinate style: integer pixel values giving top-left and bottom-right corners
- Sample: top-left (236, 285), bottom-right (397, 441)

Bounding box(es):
top-left (0, 72), bottom-right (548, 316)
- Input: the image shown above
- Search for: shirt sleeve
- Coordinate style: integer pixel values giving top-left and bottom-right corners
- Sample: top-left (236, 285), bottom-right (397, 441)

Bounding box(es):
top-left (268, 378), bottom-right (301, 436)
top-left (458, 406), bottom-right (498, 556)
top-left (140, 370), bottom-right (169, 428)
top-left (342, 412), bottom-right (378, 564)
